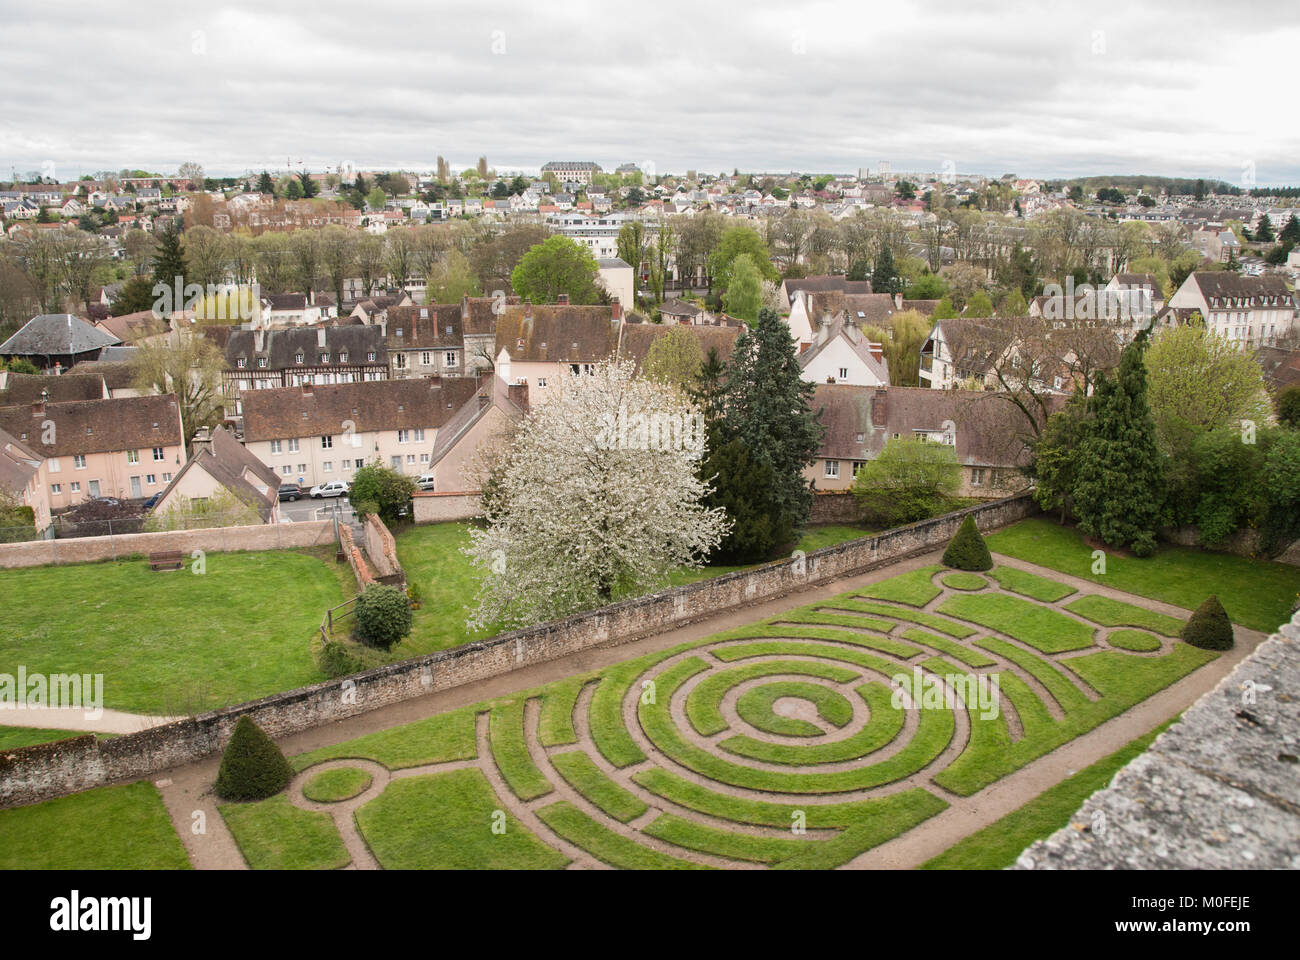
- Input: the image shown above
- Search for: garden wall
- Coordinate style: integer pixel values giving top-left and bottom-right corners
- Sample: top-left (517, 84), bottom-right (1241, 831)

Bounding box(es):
top-left (362, 514), bottom-right (404, 587)
top-left (412, 490), bottom-right (482, 523)
top-left (809, 491), bottom-right (863, 524)
top-left (0, 493), bottom-right (1038, 808)
top-left (0, 520), bottom-right (336, 569)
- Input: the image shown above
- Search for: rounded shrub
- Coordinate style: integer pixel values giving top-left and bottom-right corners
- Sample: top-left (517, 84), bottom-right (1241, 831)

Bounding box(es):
top-left (1180, 595), bottom-right (1234, 650)
top-left (214, 716), bottom-right (294, 802)
top-left (942, 515), bottom-right (993, 571)
top-left (353, 583), bottom-right (412, 649)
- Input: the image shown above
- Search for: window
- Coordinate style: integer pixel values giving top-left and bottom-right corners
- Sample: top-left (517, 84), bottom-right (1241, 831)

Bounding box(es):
top-left (406, 454), bottom-right (416, 464)
top-left (395, 328), bottom-right (403, 337)
top-left (153, 447), bottom-right (164, 461)
top-left (398, 429), bottom-right (411, 443)
top-left (321, 435), bottom-right (333, 449)
top-left (50, 484), bottom-right (61, 494)
top-left (295, 352), bottom-right (304, 364)
top-left (367, 352), bottom-right (376, 362)
top-left (420, 453), bottom-right (430, 463)
top-left (320, 353), bottom-right (330, 364)
top-left (414, 428), bottom-right (425, 442)
top-left (391, 455), bottom-right (402, 469)
top-left (395, 353), bottom-right (407, 369)
top-left (824, 461), bottom-right (839, 478)
top-left (340, 352), bottom-right (348, 363)
top-left (838, 367), bottom-right (849, 379)
top-left (288, 438), bottom-right (300, 453)
top-left (48, 458), bottom-right (60, 473)
top-left (257, 357), bottom-right (267, 368)
top-left (281, 464), bottom-right (293, 476)
top-left (270, 440), bottom-right (282, 454)
top-left (70, 482), bottom-right (81, 493)
top-left (146, 474), bottom-right (156, 485)
top-left (445, 351), bottom-right (458, 366)
top-left (126, 449), bottom-right (139, 463)
top-left (855, 433), bottom-right (864, 443)
top-left (852, 461), bottom-right (865, 476)
top-left (323, 461), bottom-right (333, 472)
top-left (236, 357), bottom-right (246, 369)
top-left (341, 459), bottom-right (351, 470)
top-left (297, 463), bottom-right (307, 474)
top-left (971, 468), bottom-right (985, 486)
top-left (537, 378), bottom-right (547, 388)
top-left (421, 352), bottom-right (432, 366)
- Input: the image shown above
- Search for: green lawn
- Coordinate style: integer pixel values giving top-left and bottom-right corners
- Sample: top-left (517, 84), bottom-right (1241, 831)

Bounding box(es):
top-left (0, 548), bottom-right (350, 715)
top-left (302, 766), bottom-right (372, 803)
top-left (922, 719), bottom-right (1176, 869)
top-left (355, 769), bottom-right (570, 869)
top-left (0, 726), bottom-right (81, 750)
top-left (219, 795), bottom-right (350, 869)
top-left (987, 518), bottom-right (1300, 633)
top-left (0, 782), bottom-right (190, 869)
top-left (394, 522), bottom-right (879, 654)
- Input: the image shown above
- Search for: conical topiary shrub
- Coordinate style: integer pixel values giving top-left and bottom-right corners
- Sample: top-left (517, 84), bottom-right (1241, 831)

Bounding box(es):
top-left (942, 515), bottom-right (993, 571)
top-left (1180, 595), bottom-right (1234, 651)
top-left (214, 716), bottom-right (295, 801)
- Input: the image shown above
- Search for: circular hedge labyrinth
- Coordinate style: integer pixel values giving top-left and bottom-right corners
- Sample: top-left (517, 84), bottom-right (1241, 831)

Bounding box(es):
top-left (254, 562), bottom-right (1219, 870)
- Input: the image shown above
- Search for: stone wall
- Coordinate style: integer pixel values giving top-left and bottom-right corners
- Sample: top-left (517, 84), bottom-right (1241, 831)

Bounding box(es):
top-left (0, 493), bottom-right (1038, 808)
top-left (338, 524), bottom-right (373, 591)
top-left (0, 520), bottom-right (336, 569)
top-left (412, 490), bottom-right (482, 523)
top-left (362, 514), bottom-right (404, 587)
top-left (1161, 524), bottom-right (1300, 566)
top-left (809, 490), bottom-right (862, 524)
top-left (1016, 611), bottom-right (1300, 869)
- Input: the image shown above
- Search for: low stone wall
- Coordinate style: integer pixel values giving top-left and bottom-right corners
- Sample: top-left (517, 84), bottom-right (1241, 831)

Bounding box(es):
top-left (338, 524), bottom-right (373, 590)
top-left (362, 514), bottom-right (404, 587)
top-left (0, 520), bottom-right (336, 569)
top-left (0, 493), bottom-right (1038, 808)
top-left (413, 490), bottom-right (482, 523)
top-left (1160, 524), bottom-right (1300, 565)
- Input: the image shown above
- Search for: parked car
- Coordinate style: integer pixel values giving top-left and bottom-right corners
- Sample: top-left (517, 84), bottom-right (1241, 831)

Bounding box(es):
top-left (140, 493), bottom-right (162, 510)
top-left (415, 473), bottom-right (435, 491)
top-left (309, 481), bottom-right (350, 499)
top-left (277, 483), bottom-right (302, 502)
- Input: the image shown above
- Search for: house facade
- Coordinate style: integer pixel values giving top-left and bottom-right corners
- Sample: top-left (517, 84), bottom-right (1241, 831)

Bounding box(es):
top-left (1166, 272), bottom-right (1296, 347)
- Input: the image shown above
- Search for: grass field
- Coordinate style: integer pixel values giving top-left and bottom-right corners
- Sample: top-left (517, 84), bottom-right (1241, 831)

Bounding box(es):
top-left (987, 518), bottom-right (1300, 633)
top-left (0, 548), bottom-right (351, 715)
top-left (0, 782), bottom-right (190, 869)
top-left (0, 726), bottom-right (81, 750)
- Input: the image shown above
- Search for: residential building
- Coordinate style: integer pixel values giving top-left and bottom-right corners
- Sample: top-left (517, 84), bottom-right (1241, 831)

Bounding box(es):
top-left (541, 162), bottom-right (600, 185)
top-left (806, 384), bottom-right (1049, 497)
top-left (0, 426), bottom-right (49, 534)
top-left (223, 325), bottom-right (390, 417)
top-left (239, 376), bottom-right (480, 488)
top-left (153, 426), bottom-right (281, 522)
top-left (423, 376), bottom-right (529, 493)
top-left (0, 393), bottom-right (186, 508)
top-left (1166, 272), bottom-right (1296, 347)
top-left (798, 312), bottom-right (891, 387)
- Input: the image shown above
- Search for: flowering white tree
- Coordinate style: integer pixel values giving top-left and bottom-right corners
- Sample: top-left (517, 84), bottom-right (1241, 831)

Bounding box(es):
top-left (464, 359), bottom-right (729, 630)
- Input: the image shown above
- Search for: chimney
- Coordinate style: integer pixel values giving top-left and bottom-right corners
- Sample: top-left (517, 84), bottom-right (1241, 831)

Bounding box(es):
top-left (379, 318), bottom-right (387, 338)
top-left (870, 386), bottom-right (888, 427)
top-left (255, 327), bottom-right (264, 352)
top-left (557, 293), bottom-right (569, 305)
top-left (461, 294), bottom-right (470, 321)
top-left (817, 313), bottom-right (833, 345)
top-left (33, 388), bottom-right (47, 418)
top-left (611, 297), bottom-right (623, 321)
top-left (507, 381), bottom-right (529, 414)
top-left (524, 299), bottom-right (532, 320)
top-left (316, 326), bottom-right (326, 348)
top-left (191, 425), bottom-right (213, 455)
top-left (894, 292), bottom-right (903, 309)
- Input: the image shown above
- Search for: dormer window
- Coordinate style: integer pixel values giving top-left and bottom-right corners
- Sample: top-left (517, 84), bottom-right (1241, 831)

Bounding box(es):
top-left (257, 357), bottom-right (267, 368)
top-left (396, 328), bottom-right (403, 337)
top-left (236, 357), bottom-right (246, 369)
top-left (340, 352), bottom-right (348, 363)
top-left (367, 352), bottom-right (375, 362)
top-left (295, 352), bottom-right (304, 364)
top-left (320, 353), bottom-right (330, 364)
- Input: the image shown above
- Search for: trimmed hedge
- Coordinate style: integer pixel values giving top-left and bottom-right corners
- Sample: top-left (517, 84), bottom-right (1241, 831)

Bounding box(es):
top-left (214, 716), bottom-right (295, 802)
top-left (354, 583), bottom-right (412, 649)
top-left (943, 515), bottom-right (993, 571)
top-left (1180, 595), bottom-right (1234, 651)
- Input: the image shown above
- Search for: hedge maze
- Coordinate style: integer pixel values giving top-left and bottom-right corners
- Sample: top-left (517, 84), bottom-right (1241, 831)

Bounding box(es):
top-left (225, 561), bottom-right (1219, 869)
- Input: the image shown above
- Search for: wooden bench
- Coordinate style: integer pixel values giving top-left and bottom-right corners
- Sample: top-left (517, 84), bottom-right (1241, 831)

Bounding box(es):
top-left (148, 550), bottom-right (185, 571)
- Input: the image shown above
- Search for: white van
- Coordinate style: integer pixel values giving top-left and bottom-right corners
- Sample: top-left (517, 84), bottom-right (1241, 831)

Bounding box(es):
top-left (415, 474), bottom-right (436, 491)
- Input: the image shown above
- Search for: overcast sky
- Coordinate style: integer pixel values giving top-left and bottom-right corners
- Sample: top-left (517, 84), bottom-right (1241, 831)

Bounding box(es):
top-left (3, 0), bottom-right (1298, 185)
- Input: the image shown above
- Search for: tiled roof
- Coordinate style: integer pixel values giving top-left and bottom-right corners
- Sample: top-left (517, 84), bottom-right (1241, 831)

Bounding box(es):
top-left (225, 326), bottom-right (387, 369)
top-left (0, 393), bottom-right (183, 457)
top-left (0, 372), bottom-right (105, 404)
top-left (241, 377), bottom-right (481, 442)
top-left (494, 304), bottom-right (618, 362)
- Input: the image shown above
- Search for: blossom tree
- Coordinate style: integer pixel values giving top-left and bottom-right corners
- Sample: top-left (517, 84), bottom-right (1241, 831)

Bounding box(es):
top-left (464, 359), bottom-right (729, 630)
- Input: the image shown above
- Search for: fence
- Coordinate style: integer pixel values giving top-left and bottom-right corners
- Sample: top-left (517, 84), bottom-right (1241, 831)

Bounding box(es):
top-left (320, 596), bottom-right (358, 643)
top-left (0, 492), bottom-right (1039, 808)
